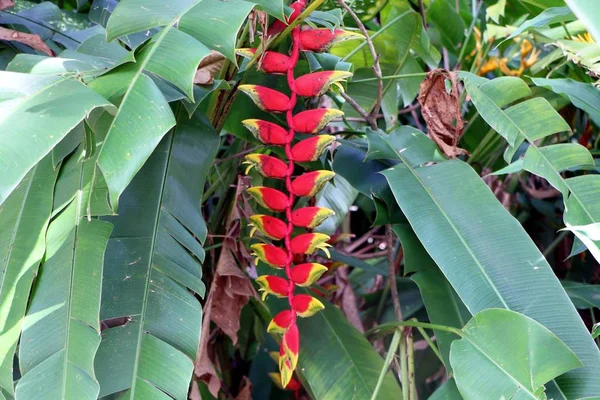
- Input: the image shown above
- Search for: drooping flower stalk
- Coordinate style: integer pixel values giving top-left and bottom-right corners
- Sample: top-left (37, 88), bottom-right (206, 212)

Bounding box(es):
top-left (237, 0), bottom-right (362, 387)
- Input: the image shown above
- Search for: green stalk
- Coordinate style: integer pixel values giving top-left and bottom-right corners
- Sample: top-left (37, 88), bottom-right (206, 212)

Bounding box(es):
top-left (400, 329), bottom-right (409, 400)
top-left (351, 72), bottom-right (427, 84)
top-left (366, 319), bottom-right (464, 339)
top-left (341, 10), bottom-right (411, 62)
top-left (415, 326), bottom-right (443, 364)
top-left (370, 329), bottom-right (401, 400)
top-left (407, 329), bottom-right (416, 400)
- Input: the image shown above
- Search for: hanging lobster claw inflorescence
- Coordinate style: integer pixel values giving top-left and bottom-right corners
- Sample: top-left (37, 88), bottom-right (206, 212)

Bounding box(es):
top-left (238, 0), bottom-right (363, 388)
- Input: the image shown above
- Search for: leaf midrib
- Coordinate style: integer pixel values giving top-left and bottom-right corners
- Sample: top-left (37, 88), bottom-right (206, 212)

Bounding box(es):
top-left (0, 166), bottom-right (37, 299)
top-left (386, 155), bottom-right (510, 312)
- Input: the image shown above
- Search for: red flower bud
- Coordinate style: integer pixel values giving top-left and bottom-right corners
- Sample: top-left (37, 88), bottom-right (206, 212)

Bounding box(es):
top-left (289, 232), bottom-right (332, 257)
top-left (299, 29), bottom-right (364, 52)
top-left (249, 214), bottom-right (288, 240)
top-left (292, 108), bottom-right (344, 133)
top-left (291, 206), bottom-right (335, 229)
top-left (247, 186), bottom-right (289, 212)
top-left (295, 71), bottom-right (353, 97)
top-left (238, 85), bottom-right (290, 113)
top-left (243, 153), bottom-right (288, 179)
top-left (268, 1), bottom-right (304, 36)
top-left (242, 119), bottom-right (289, 146)
top-left (292, 294), bottom-right (325, 317)
top-left (250, 243), bottom-right (288, 268)
top-left (290, 170), bottom-right (335, 197)
top-left (291, 135), bottom-right (336, 162)
top-left (236, 49), bottom-right (291, 74)
top-left (256, 275), bottom-right (290, 300)
top-left (267, 310), bottom-right (294, 334)
top-left (291, 263), bottom-right (328, 286)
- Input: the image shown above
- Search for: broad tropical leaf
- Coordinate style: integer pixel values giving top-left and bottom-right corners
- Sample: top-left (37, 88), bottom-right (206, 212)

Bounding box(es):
top-left (0, 71), bottom-right (112, 205)
top-left (505, 7), bottom-right (574, 41)
top-left (461, 73), bottom-right (600, 265)
top-left (393, 224), bottom-right (470, 368)
top-left (94, 110), bottom-right (218, 399)
top-left (381, 154), bottom-right (600, 396)
top-left (314, 175), bottom-right (358, 235)
top-left (451, 309), bottom-right (582, 399)
top-left (0, 156), bottom-right (59, 395)
top-left (16, 148), bottom-right (114, 399)
top-left (562, 281), bottom-right (600, 309)
top-left (565, 0), bottom-right (600, 42)
top-left (296, 298), bottom-right (402, 400)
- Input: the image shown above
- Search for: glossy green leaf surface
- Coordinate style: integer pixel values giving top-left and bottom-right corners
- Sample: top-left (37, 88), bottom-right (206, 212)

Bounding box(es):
top-left (562, 281), bottom-right (600, 309)
top-left (315, 175), bottom-right (358, 235)
top-left (382, 159), bottom-right (600, 397)
top-left (0, 72), bottom-right (112, 205)
top-left (451, 309), bottom-right (582, 399)
top-left (95, 111), bottom-right (218, 399)
top-left (565, 0), bottom-right (600, 42)
top-left (296, 298), bottom-right (402, 400)
top-left (0, 157), bottom-right (59, 395)
top-left (394, 224), bottom-right (469, 368)
top-left (506, 7), bottom-right (574, 41)
top-left (462, 73), bottom-right (600, 266)
top-left (531, 77), bottom-right (600, 126)
top-left (16, 149), bottom-right (114, 400)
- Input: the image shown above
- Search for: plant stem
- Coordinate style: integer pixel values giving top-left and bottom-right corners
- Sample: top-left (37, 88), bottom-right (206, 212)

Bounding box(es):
top-left (543, 230), bottom-right (570, 257)
top-left (456, 1), bottom-right (482, 68)
top-left (591, 309), bottom-right (600, 347)
top-left (351, 72), bottom-right (427, 83)
top-left (370, 329), bottom-right (401, 400)
top-left (400, 329), bottom-right (409, 400)
top-left (386, 225), bottom-right (403, 322)
top-left (366, 319), bottom-right (464, 338)
top-left (341, 10), bottom-right (411, 62)
top-left (415, 326), bottom-right (444, 364)
top-left (407, 328), bottom-right (416, 400)
top-left (335, 0), bottom-right (383, 128)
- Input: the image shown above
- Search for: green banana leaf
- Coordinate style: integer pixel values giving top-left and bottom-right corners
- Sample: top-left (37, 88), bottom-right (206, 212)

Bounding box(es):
top-left (94, 110), bottom-right (218, 399)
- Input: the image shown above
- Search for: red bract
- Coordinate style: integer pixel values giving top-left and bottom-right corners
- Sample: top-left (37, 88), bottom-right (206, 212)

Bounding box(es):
top-left (268, 310), bottom-right (294, 334)
top-left (243, 153), bottom-right (288, 179)
top-left (291, 263), bottom-right (328, 286)
top-left (289, 233), bottom-right (332, 256)
top-left (293, 108), bottom-right (344, 133)
top-left (291, 294), bottom-right (325, 317)
top-left (238, 85), bottom-right (290, 113)
top-left (249, 215), bottom-right (288, 240)
top-left (299, 28), bottom-right (363, 52)
top-left (251, 244), bottom-right (288, 268)
top-left (256, 275), bottom-right (289, 300)
top-left (237, 49), bottom-right (290, 74)
top-left (291, 135), bottom-right (336, 162)
top-left (246, 186), bottom-right (289, 212)
top-left (291, 170), bottom-right (336, 197)
top-left (242, 119), bottom-right (289, 146)
top-left (295, 70), bottom-right (353, 97)
top-left (291, 206), bottom-right (335, 229)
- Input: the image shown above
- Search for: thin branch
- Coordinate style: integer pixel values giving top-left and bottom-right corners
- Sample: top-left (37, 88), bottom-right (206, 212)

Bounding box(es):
top-left (418, 0), bottom-right (426, 27)
top-left (340, 91), bottom-right (371, 122)
top-left (386, 225), bottom-right (403, 322)
top-left (335, 0), bottom-right (383, 129)
top-left (215, 146), bottom-right (261, 164)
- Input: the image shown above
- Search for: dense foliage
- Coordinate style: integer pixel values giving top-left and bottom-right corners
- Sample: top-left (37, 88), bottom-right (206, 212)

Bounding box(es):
top-left (1, 0), bottom-right (600, 399)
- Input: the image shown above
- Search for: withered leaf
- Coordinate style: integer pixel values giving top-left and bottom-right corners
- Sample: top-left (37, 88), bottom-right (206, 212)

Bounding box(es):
top-left (0, 27), bottom-right (54, 56)
top-left (418, 69), bottom-right (467, 158)
top-left (194, 50), bottom-right (225, 85)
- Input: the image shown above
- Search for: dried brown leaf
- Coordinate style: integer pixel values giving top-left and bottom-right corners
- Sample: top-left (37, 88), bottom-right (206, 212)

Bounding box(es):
top-left (0, 27), bottom-right (54, 56)
top-left (0, 0), bottom-right (14, 10)
top-left (194, 51), bottom-right (225, 85)
top-left (418, 69), bottom-right (467, 158)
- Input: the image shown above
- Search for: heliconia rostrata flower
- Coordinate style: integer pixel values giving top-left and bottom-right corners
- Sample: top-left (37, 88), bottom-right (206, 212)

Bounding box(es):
top-left (238, 0), bottom-right (362, 388)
